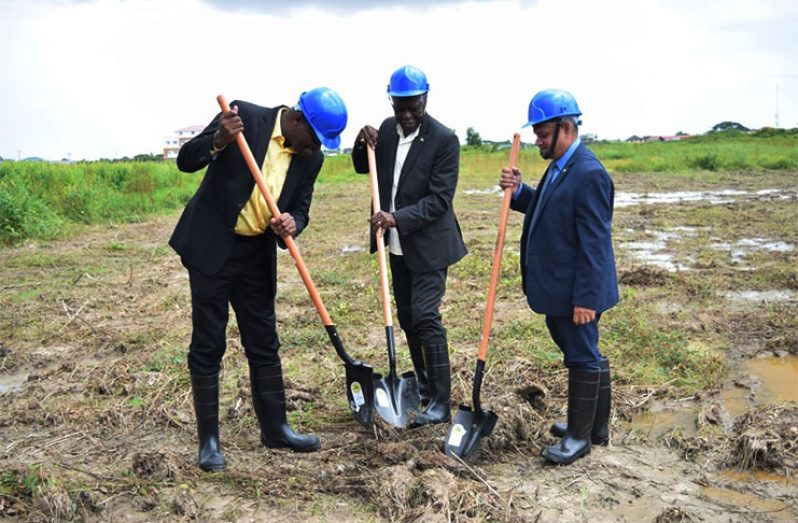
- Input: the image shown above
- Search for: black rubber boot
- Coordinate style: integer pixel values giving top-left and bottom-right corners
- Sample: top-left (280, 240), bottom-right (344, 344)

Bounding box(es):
top-left (550, 358), bottom-right (611, 445)
top-left (412, 344), bottom-right (451, 427)
top-left (190, 373), bottom-right (227, 472)
top-left (250, 364), bottom-right (320, 453)
top-left (406, 333), bottom-right (429, 406)
top-left (542, 368), bottom-right (600, 465)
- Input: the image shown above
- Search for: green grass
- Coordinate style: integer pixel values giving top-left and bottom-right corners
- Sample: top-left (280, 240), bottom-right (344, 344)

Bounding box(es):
top-left (3, 130), bottom-right (796, 245)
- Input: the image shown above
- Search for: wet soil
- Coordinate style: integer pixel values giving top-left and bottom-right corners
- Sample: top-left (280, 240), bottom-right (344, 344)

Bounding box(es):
top-left (2, 176), bottom-right (797, 522)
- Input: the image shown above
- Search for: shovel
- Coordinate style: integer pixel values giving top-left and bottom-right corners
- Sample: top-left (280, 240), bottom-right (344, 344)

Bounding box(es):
top-left (367, 144), bottom-right (421, 428)
top-left (216, 95), bottom-right (375, 428)
top-left (445, 133), bottom-right (521, 460)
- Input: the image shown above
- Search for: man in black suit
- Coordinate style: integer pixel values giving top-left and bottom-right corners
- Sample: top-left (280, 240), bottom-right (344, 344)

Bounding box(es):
top-left (170, 88), bottom-right (347, 470)
top-left (351, 65), bottom-right (467, 426)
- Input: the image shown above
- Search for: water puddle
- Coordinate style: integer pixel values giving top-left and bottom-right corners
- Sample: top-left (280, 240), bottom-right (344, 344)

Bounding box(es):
top-left (627, 356), bottom-right (797, 436)
top-left (722, 355), bottom-right (798, 417)
top-left (711, 238), bottom-right (794, 264)
top-left (463, 186), bottom-right (503, 196)
top-left (723, 290), bottom-right (797, 304)
top-left (620, 229), bottom-right (693, 272)
top-left (340, 244), bottom-right (366, 254)
top-left (615, 188), bottom-right (796, 208)
top-left (719, 468), bottom-right (795, 485)
top-left (699, 485), bottom-right (794, 520)
top-left (0, 370), bottom-right (30, 394)
top-left (627, 406), bottom-right (699, 438)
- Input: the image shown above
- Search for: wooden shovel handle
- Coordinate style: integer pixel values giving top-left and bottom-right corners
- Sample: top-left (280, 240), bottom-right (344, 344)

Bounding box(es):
top-left (216, 95), bottom-right (333, 326)
top-left (478, 133), bottom-right (521, 362)
top-left (366, 145), bottom-right (393, 328)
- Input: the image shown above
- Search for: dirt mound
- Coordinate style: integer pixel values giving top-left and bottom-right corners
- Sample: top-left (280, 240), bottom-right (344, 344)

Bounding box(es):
top-left (725, 403), bottom-right (798, 471)
top-left (619, 265), bottom-right (671, 286)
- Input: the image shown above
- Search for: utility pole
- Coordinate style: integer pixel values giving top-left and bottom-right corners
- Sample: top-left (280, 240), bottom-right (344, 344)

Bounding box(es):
top-left (775, 82), bottom-right (780, 128)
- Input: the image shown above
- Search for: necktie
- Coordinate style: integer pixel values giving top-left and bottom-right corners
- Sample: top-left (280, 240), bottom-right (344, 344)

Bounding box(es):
top-left (530, 164), bottom-right (558, 227)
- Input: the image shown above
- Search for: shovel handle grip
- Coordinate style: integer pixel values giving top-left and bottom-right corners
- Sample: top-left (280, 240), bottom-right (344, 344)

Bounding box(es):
top-left (477, 133), bottom-right (521, 362)
top-left (367, 145), bottom-right (393, 328)
top-left (216, 95), bottom-right (333, 327)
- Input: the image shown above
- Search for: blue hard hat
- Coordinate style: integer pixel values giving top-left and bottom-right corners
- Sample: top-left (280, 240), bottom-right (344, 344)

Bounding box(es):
top-left (297, 87), bottom-right (348, 149)
top-left (523, 89), bottom-right (582, 127)
top-left (387, 65), bottom-right (430, 97)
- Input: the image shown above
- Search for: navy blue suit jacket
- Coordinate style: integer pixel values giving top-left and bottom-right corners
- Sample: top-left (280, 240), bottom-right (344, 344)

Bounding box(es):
top-left (511, 142), bottom-right (618, 317)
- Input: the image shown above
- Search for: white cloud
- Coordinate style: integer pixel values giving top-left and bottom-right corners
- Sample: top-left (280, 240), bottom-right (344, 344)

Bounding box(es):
top-left (0, 0), bottom-right (795, 160)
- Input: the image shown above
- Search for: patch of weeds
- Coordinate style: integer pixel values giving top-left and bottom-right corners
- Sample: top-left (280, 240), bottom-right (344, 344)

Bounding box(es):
top-left (127, 396), bottom-right (145, 408)
top-left (107, 241), bottom-right (129, 252)
top-left (143, 345), bottom-right (184, 373)
top-left (689, 154), bottom-right (719, 171)
top-left (10, 288), bottom-right (41, 303)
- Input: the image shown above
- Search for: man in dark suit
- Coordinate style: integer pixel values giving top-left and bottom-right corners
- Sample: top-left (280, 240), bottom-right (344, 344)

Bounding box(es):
top-left (170, 88), bottom-right (347, 470)
top-left (500, 89), bottom-right (618, 465)
top-left (351, 65), bottom-right (467, 426)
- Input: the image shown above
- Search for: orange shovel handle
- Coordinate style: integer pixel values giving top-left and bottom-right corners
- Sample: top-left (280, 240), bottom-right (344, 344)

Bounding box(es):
top-left (216, 95), bottom-right (333, 326)
top-left (477, 133), bottom-right (521, 362)
top-left (367, 145), bottom-right (393, 328)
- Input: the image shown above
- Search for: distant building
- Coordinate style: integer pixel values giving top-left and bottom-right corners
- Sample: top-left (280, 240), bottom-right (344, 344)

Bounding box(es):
top-left (163, 125), bottom-right (204, 160)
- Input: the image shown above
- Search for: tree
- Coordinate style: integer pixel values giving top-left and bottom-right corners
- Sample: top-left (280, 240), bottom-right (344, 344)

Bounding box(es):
top-left (710, 121), bottom-right (750, 133)
top-left (466, 127), bottom-right (482, 146)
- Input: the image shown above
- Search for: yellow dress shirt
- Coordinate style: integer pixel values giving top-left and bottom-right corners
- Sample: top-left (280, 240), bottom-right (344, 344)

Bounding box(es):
top-left (235, 108), bottom-right (294, 235)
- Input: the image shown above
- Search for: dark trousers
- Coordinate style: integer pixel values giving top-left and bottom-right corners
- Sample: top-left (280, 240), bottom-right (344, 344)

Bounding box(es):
top-left (389, 254), bottom-right (448, 348)
top-left (185, 235), bottom-right (280, 376)
top-left (545, 313), bottom-right (604, 370)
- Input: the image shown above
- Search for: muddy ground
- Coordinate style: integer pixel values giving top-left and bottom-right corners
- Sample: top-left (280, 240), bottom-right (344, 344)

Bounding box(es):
top-left (1, 169), bottom-right (797, 522)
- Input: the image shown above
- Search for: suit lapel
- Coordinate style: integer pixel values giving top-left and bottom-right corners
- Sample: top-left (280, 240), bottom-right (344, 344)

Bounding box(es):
top-left (529, 143), bottom-right (583, 232)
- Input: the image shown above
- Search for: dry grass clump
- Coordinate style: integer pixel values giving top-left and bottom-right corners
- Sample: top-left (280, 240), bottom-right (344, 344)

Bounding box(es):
top-left (725, 404), bottom-right (798, 471)
top-left (654, 506), bottom-right (694, 522)
top-left (619, 266), bottom-right (671, 287)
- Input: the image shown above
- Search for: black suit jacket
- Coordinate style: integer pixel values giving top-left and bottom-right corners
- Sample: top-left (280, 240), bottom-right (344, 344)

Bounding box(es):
top-left (351, 114), bottom-right (467, 273)
top-left (170, 101), bottom-right (323, 276)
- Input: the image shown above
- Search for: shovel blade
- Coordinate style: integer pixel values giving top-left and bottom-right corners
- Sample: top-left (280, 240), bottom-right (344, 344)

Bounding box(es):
top-left (345, 363), bottom-right (376, 428)
top-left (445, 405), bottom-right (498, 460)
top-left (373, 371), bottom-right (421, 428)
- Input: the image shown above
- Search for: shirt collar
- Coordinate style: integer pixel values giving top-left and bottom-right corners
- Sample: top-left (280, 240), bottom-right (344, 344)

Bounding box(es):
top-left (554, 137), bottom-right (581, 173)
top-left (273, 108), bottom-right (295, 154)
top-left (395, 123), bottom-right (421, 143)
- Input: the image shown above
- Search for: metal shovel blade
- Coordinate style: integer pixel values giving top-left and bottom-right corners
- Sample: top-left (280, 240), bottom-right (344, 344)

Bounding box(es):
top-left (325, 325), bottom-right (376, 428)
top-left (373, 370), bottom-right (420, 428)
top-left (346, 364), bottom-right (377, 428)
top-left (445, 405), bottom-right (498, 460)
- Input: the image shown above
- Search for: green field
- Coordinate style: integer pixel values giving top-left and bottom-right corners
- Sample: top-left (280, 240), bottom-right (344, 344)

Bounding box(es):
top-left (2, 129), bottom-right (796, 246)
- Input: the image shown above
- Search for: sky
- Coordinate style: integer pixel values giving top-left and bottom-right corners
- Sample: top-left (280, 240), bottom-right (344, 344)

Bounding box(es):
top-left (0, 0), bottom-right (796, 161)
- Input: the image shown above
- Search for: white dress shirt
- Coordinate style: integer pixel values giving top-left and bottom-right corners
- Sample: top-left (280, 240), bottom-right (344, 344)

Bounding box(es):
top-left (388, 123), bottom-right (421, 255)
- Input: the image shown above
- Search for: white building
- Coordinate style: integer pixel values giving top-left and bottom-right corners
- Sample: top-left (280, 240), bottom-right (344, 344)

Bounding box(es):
top-left (163, 125), bottom-right (204, 160)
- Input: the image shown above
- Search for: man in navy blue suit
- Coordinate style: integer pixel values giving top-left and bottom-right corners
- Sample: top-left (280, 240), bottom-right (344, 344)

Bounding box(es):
top-left (500, 89), bottom-right (618, 465)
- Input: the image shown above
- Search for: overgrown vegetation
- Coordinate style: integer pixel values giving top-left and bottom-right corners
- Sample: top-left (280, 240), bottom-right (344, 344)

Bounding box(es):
top-left (2, 131), bottom-right (797, 245)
